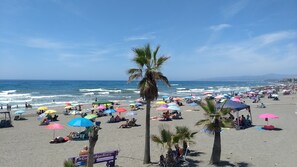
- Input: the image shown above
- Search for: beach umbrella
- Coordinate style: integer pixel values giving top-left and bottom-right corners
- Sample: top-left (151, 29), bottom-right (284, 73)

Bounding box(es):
top-left (215, 95), bottom-right (224, 99)
top-left (15, 110), bottom-right (26, 115)
top-left (156, 107), bottom-right (169, 111)
top-left (167, 103), bottom-right (177, 106)
top-left (64, 106), bottom-right (72, 109)
top-left (135, 102), bottom-right (142, 106)
top-left (258, 113), bottom-right (279, 125)
top-left (97, 105), bottom-right (106, 110)
top-left (37, 113), bottom-right (47, 121)
top-left (203, 91), bottom-right (213, 95)
top-left (68, 118), bottom-right (93, 127)
top-left (116, 108), bottom-right (127, 113)
top-left (168, 106), bottom-right (181, 111)
top-left (173, 97), bottom-right (183, 101)
top-left (46, 123), bottom-right (64, 139)
top-left (70, 110), bottom-right (81, 115)
top-left (189, 102), bottom-right (198, 107)
top-left (160, 104), bottom-right (168, 108)
top-left (271, 94), bottom-right (278, 97)
top-left (231, 97), bottom-right (241, 102)
top-left (104, 109), bottom-right (116, 114)
top-left (38, 106), bottom-right (48, 111)
top-left (45, 110), bottom-right (57, 115)
top-left (65, 102), bottom-right (71, 106)
top-left (156, 101), bottom-right (166, 104)
top-left (162, 95), bottom-right (169, 99)
top-left (84, 114), bottom-right (97, 120)
top-left (125, 111), bottom-right (137, 117)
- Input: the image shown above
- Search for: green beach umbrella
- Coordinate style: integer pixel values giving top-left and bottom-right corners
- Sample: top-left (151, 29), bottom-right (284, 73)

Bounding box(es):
top-left (84, 114), bottom-right (97, 120)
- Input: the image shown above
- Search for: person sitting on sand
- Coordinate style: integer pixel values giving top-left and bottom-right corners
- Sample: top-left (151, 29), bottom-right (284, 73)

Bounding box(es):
top-left (109, 115), bottom-right (115, 123)
top-left (50, 136), bottom-right (68, 144)
top-left (119, 119), bottom-right (130, 128)
top-left (128, 118), bottom-right (140, 127)
top-left (79, 145), bottom-right (89, 156)
top-left (163, 110), bottom-right (171, 121)
top-left (115, 115), bottom-right (121, 122)
top-left (40, 118), bottom-right (50, 125)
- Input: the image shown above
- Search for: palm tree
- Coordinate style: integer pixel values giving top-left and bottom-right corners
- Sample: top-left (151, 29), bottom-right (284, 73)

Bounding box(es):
top-left (128, 44), bottom-right (170, 164)
top-left (175, 126), bottom-right (197, 155)
top-left (87, 126), bottom-right (100, 167)
top-left (151, 124), bottom-right (179, 167)
top-left (195, 99), bottom-right (233, 164)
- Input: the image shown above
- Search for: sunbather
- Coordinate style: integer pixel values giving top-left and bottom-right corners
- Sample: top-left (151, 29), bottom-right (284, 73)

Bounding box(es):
top-left (119, 120), bottom-right (130, 128)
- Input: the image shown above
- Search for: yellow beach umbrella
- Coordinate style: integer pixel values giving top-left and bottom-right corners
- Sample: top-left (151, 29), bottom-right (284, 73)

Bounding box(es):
top-left (64, 106), bottom-right (72, 109)
top-left (38, 106), bottom-right (48, 111)
top-left (45, 110), bottom-right (57, 114)
top-left (156, 101), bottom-right (166, 104)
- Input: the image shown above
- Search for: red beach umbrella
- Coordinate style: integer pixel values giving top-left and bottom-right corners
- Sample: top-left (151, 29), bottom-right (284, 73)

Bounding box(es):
top-left (116, 108), bottom-right (127, 113)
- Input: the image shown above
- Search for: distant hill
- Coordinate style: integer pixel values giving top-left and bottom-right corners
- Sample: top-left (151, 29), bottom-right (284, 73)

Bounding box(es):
top-left (199, 74), bottom-right (297, 81)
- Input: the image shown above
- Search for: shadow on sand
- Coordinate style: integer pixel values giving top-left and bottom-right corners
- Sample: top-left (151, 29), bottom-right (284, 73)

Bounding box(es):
top-left (213, 160), bottom-right (250, 167)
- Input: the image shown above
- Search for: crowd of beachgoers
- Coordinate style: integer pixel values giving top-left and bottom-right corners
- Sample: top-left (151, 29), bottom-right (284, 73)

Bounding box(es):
top-left (0, 83), bottom-right (297, 167)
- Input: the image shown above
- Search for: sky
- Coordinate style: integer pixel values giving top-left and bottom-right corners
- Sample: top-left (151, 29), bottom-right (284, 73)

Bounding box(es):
top-left (0, 0), bottom-right (296, 81)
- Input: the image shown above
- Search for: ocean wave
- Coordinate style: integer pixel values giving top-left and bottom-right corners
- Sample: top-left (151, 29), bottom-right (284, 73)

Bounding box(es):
top-left (1, 90), bottom-right (17, 94)
top-left (79, 88), bottom-right (121, 93)
top-left (176, 88), bottom-right (186, 90)
top-left (171, 84), bottom-right (179, 86)
top-left (98, 92), bottom-right (109, 95)
top-left (83, 92), bottom-right (94, 96)
top-left (0, 93), bottom-right (31, 98)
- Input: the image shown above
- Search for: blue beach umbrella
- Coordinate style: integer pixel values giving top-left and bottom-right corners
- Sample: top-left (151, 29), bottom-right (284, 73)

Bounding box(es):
top-left (68, 118), bottom-right (93, 127)
top-left (104, 109), bottom-right (116, 114)
top-left (168, 106), bottom-right (180, 111)
top-left (15, 110), bottom-right (26, 115)
top-left (189, 102), bottom-right (198, 107)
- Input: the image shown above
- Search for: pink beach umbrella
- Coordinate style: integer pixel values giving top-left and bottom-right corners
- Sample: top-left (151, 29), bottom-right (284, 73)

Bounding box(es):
top-left (231, 97), bottom-right (241, 102)
top-left (46, 123), bottom-right (64, 139)
top-left (258, 113), bottom-right (279, 125)
top-left (156, 107), bottom-right (169, 111)
top-left (97, 105), bottom-right (106, 110)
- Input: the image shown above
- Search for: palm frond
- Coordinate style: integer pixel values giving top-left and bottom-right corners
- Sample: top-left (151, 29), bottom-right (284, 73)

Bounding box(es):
top-left (156, 56), bottom-right (170, 69)
top-left (195, 119), bottom-right (210, 126)
top-left (153, 45), bottom-right (160, 65)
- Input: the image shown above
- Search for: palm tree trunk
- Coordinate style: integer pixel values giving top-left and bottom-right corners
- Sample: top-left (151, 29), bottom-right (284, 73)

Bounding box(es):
top-left (210, 119), bottom-right (221, 164)
top-left (166, 147), bottom-right (176, 167)
top-left (87, 126), bottom-right (99, 167)
top-left (143, 100), bottom-right (151, 164)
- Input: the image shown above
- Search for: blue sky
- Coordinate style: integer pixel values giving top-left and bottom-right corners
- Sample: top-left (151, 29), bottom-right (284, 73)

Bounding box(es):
top-left (0, 0), bottom-right (296, 80)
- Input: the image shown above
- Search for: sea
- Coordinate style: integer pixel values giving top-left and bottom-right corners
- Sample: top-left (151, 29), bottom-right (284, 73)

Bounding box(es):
top-left (0, 80), bottom-right (271, 110)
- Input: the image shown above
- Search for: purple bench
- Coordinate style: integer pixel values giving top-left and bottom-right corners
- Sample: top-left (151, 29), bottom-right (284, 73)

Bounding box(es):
top-left (68, 150), bottom-right (119, 167)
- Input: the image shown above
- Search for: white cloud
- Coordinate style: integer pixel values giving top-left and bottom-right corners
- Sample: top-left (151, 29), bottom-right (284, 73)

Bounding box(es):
top-left (256, 31), bottom-right (297, 45)
top-left (209, 24), bottom-right (232, 31)
top-left (125, 32), bottom-right (156, 41)
top-left (222, 0), bottom-right (249, 18)
top-left (194, 30), bottom-right (297, 75)
top-left (25, 38), bottom-right (71, 49)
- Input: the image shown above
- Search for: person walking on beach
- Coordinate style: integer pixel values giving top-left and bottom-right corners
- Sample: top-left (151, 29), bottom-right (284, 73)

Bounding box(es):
top-left (0, 104), bottom-right (2, 109)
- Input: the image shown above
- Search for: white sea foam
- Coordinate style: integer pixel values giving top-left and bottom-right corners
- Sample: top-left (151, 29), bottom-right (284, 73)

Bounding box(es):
top-left (83, 92), bottom-right (94, 96)
top-left (134, 91), bottom-right (140, 94)
top-left (176, 88), bottom-right (186, 90)
top-left (79, 88), bottom-right (121, 93)
top-left (31, 95), bottom-right (56, 99)
top-left (98, 92), bottom-right (109, 95)
top-left (171, 84), bottom-right (179, 86)
top-left (1, 90), bottom-right (17, 94)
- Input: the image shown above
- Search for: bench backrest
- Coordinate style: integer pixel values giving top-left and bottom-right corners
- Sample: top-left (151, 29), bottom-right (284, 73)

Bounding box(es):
top-left (68, 150), bottom-right (118, 165)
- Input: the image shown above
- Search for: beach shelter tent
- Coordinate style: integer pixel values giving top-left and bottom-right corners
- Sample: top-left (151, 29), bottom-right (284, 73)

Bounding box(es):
top-left (92, 100), bottom-right (114, 106)
top-left (216, 99), bottom-right (252, 126)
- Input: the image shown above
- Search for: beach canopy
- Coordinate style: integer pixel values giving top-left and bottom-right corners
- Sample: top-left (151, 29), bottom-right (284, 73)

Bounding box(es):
top-left (216, 99), bottom-right (250, 111)
top-left (92, 100), bottom-right (114, 105)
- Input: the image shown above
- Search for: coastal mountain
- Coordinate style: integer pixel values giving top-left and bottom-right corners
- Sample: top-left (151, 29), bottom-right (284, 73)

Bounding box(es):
top-left (198, 74), bottom-right (297, 81)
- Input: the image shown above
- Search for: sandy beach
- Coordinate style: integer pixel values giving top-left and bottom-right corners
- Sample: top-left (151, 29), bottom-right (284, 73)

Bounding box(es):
top-left (0, 93), bottom-right (297, 167)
